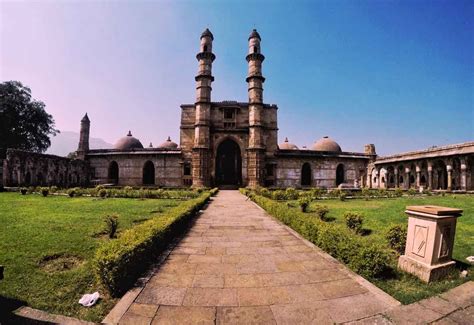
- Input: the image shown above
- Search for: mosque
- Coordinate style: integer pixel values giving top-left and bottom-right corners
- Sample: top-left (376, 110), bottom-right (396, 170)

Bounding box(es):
top-left (2, 29), bottom-right (473, 190)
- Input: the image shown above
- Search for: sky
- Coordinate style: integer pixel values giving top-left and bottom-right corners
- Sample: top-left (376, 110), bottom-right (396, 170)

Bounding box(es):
top-left (1, 0), bottom-right (473, 156)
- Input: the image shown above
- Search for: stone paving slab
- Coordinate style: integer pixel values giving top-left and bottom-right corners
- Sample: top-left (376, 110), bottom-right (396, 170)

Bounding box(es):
top-left (107, 191), bottom-right (397, 324)
top-left (106, 191), bottom-right (472, 324)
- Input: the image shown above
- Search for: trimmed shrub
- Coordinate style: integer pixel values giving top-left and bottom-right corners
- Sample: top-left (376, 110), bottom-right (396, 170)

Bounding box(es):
top-left (50, 186), bottom-right (58, 193)
top-left (99, 189), bottom-right (107, 198)
top-left (339, 191), bottom-right (347, 201)
top-left (298, 197), bottom-right (310, 212)
top-left (285, 187), bottom-right (298, 200)
top-left (20, 188), bottom-right (28, 195)
top-left (94, 190), bottom-right (214, 296)
top-left (394, 188), bottom-right (403, 197)
top-left (41, 187), bottom-right (49, 197)
top-left (272, 190), bottom-right (286, 201)
top-left (104, 215), bottom-right (119, 238)
top-left (344, 212), bottom-right (364, 234)
top-left (313, 204), bottom-right (329, 221)
top-left (407, 188), bottom-right (417, 196)
top-left (67, 189), bottom-right (76, 197)
top-left (311, 188), bottom-right (325, 199)
top-left (386, 225), bottom-right (407, 254)
top-left (361, 187), bottom-right (370, 200)
top-left (349, 244), bottom-right (390, 278)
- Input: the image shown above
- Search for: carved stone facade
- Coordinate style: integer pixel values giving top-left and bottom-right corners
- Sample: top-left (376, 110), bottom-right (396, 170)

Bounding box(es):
top-left (2, 29), bottom-right (473, 190)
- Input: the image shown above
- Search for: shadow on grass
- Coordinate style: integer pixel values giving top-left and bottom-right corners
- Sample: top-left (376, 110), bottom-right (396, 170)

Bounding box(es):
top-left (360, 228), bottom-right (372, 236)
top-left (0, 296), bottom-right (54, 324)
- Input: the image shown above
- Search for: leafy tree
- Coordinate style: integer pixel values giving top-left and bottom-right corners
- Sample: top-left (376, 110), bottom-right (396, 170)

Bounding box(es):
top-left (0, 81), bottom-right (59, 157)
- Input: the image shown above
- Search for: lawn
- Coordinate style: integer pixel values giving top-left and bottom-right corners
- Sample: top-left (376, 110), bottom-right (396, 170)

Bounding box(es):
top-left (281, 194), bottom-right (473, 304)
top-left (0, 192), bottom-right (183, 322)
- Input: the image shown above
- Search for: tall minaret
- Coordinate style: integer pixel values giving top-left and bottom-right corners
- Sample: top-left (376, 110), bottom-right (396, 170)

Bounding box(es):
top-left (246, 29), bottom-right (265, 188)
top-left (192, 28), bottom-right (215, 187)
top-left (76, 113), bottom-right (90, 159)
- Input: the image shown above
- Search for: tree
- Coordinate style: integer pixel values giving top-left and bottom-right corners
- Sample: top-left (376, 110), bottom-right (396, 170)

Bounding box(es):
top-left (0, 81), bottom-right (59, 157)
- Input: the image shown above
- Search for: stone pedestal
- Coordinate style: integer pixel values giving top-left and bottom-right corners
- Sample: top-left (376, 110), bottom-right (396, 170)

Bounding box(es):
top-left (398, 205), bottom-right (462, 282)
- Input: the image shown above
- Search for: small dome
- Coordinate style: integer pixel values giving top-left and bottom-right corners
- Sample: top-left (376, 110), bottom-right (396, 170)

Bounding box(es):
top-left (158, 136), bottom-right (178, 149)
top-left (201, 28), bottom-right (214, 40)
top-left (279, 137), bottom-right (298, 150)
top-left (249, 29), bottom-right (261, 41)
top-left (311, 136), bottom-right (342, 152)
top-left (114, 131), bottom-right (144, 150)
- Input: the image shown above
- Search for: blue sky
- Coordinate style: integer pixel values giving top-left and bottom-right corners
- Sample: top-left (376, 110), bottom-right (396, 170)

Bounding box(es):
top-left (1, 0), bottom-right (473, 155)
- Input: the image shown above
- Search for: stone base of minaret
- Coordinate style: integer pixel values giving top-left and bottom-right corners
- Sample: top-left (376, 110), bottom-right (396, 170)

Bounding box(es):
top-left (192, 148), bottom-right (211, 188)
top-left (247, 149), bottom-right (265, 188)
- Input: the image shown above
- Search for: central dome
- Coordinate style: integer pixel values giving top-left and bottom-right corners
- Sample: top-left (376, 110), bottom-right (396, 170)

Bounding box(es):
top-left (114, 131), bottom-right (144, 150)
top-left (311, 136), bottom-right (342, 152)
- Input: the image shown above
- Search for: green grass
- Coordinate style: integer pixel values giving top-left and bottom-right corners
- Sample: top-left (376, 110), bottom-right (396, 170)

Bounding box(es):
top-left (293, 194), bottom-right (474, 303)
top-left (0, 192), bottom-right (182, 321)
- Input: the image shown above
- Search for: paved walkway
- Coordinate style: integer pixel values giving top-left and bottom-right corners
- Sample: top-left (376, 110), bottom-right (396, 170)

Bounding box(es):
top-left (106, 191), bottom-right (473, 324)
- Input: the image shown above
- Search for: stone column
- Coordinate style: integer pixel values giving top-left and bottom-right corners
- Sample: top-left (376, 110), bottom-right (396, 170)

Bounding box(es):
top-left (394, 168), bottom-right (399, 188)
top-left (447, 165), bottom-right (452, 191)
top-left (416, 166), bottom-right (421, 189)
top-left (428, 165), bottom-right (433, 190)
top-left (405, 168), bottom-right (410, 189)
top-left (460, 163), bottom-right (467, 191)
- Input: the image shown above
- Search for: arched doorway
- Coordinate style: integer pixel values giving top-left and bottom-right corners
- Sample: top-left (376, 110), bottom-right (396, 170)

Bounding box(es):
top-left (143, 161), bottom-right (155, 185)
top-left (301, 163), bottom-right (311, 186)
top-left (336, 164), bottom-right (345, 186)
top-left (108, 161), bottom-right (119, 185)
top-left (215, 139), bottom-right (242, 186)
top-left (25, 172), bottom-right (31, 185)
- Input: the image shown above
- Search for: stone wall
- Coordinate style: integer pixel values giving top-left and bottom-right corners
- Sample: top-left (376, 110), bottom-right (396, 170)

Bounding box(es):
top-left (274, 154), bottom-right (369, 189)
top-left (2, 149), bottom-right (89, 187)
top-left (87, 151), bottom-right (183, 187)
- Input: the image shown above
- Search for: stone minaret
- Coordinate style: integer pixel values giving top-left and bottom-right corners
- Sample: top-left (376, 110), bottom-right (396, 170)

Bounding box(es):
top-left (192, 28), bottom-right (215, 187)
top-left (76, 113), bottom-right (90, 159)
top-left (246, 29), bottom-right (265, 188)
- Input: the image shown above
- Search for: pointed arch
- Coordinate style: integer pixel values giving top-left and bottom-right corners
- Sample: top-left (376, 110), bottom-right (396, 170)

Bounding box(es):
top-left (336, 164), bottom-right (345, 186)
top-left (301, 163), bottom-right (311, 186)
top-left (108, 161), bottom-right (119, 185)
top-left (143, 160), bottom-right (155, 185)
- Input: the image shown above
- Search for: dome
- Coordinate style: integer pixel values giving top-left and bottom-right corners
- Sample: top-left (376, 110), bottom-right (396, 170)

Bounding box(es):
top-left (201, 28), bottom-right (214, 40)
top-left (279, 137), bottom-right (298, 150)
top-left (158, 136), bottom-right (178, 149)
top-left (249, 29), bottom-right (261, 41)
top-left (114, 131), bottom-right (144, 150)
top-left (311, 136), bottom-right (342, 152)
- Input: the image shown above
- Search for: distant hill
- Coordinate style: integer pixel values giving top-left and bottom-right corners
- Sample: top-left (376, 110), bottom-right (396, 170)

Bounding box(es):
top-left (46, 131), bottom-right (113, 157)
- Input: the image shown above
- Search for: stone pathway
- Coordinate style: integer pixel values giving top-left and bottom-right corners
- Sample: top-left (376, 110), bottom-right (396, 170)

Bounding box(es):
top-left (106, 190), bottom-right (472, 324)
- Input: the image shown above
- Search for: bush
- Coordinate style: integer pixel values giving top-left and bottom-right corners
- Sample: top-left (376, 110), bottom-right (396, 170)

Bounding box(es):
top-left (94, 190), bottom-right (214, 296)
top-left (386, 225), bottom-right (407, 254)
top-left (313, 204), bottom-right (329, 221)
top-left (394, 188), bottom-right (403, 197)
top-left (104, 215), bottom-right (119, 238)
top-left (248, 194), bottom-right (390, 279)
top-left (41, 187), bottom-right (49, 197)
top-left (311, 188), bottom-right (325, 199)
top-left (361, 187), bottom-right (370, 200)
top-left (50, 186), bottom-right (58, 193)
top-left (298, 197), bottom-right (310, 212)
top-left (67, 189), bottom-right (76, 197)
top-left (272, 190), bottom-right (286, 201)
top-left (285, 187), bottom-right (298, 200)
top-left (20, 188), bottom-right (28, 195)
top-left (407, 188), bottom-right (417, 196)
top-left (339, 191), bottom-right (347, 201)
top-left (344, 212), bottom-right (364, 234)
top-left (99, 189), bottom-right (107, 198)
top-left (378, 188), bottom-right (388, 198)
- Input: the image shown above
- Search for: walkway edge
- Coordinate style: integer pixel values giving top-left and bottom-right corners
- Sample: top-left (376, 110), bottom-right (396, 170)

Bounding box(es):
top-left (246, 192), bottom-right (401, 308)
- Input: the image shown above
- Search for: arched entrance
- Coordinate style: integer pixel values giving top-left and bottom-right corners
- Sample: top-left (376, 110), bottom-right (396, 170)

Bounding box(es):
top-left (143, 161), bottom-right (155, 185)
top-left (108, 161), bottom-right (119, 185)
top-left (434, 160), bottom-right (447, 190)
top-left (301, 163), bottom-right (311, 186)
top-left (215, 139), bottom-right (242, 186)
top-left (336, 164), bottom-right (345, 186)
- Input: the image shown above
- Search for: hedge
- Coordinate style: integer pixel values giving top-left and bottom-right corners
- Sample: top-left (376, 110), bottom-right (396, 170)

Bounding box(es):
top-left (94, 189), bottom-right (216, 296)
top-left (248, 194), bottom-right (390, 279)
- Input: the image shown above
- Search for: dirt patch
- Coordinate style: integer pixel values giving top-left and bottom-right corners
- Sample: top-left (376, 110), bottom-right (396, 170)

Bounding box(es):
top-left (38, 253), bottom-right (84, 273)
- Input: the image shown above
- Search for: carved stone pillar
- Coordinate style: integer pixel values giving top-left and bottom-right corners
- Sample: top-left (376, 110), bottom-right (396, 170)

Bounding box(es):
top-left (447, 165), bottom-right (452, 191)
top-left (428, 165), bottom-right (433, 190)
top-left (394, 168), bottom-right (399, 188)
top-left (405, 168), bottom-right (411, 189)
top-left (416, 166), bottom-right (421, 188)
top-left (461, 163), bottom-right (467, 191)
